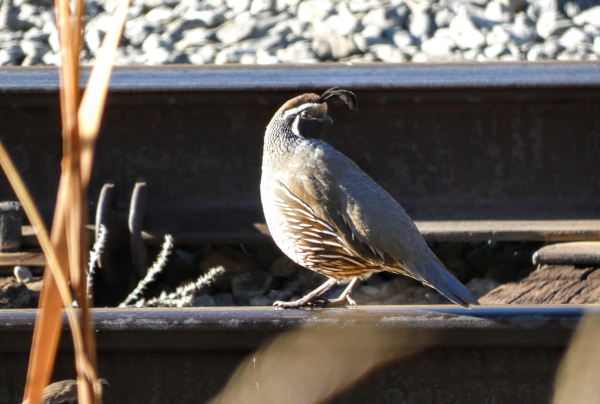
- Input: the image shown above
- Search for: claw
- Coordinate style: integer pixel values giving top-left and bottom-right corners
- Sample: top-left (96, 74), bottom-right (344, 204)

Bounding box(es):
top-left (273, 298), bottom-right (325, 309)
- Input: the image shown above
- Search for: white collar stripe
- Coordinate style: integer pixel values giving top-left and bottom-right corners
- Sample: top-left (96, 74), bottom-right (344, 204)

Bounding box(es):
top-left (291, 115), bottom-right (301, 137)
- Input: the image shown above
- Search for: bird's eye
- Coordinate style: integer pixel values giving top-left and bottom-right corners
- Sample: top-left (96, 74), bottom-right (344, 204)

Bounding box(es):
top-left (301, 111), bottom-right (310, 119)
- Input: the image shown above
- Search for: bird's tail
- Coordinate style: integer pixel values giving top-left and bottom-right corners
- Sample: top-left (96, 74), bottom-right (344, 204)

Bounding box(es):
top-left (408, 253), bottom-right (479, 308)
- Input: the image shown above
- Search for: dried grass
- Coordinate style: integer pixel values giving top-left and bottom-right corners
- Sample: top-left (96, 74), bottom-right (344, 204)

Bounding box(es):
top-left (553, 313), bottom-right (600, 404)
top-left (210, 321), bottom-right (431, 404)
top-left (0, 0), bottom-right (131, 403)
top-left (119, 235), bottom-right (174, 307)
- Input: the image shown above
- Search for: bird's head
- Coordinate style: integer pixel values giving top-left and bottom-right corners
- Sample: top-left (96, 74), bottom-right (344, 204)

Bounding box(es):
top-left (277, 88), bottom-right (357, 139)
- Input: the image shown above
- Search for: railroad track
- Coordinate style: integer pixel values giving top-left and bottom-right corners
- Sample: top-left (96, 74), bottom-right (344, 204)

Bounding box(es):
top-left (0, 62), bottom-right (599, 245)
top-left (0, 63), bottom-right (599, 403)
top-left (0, 306), bottom-right (587, 404)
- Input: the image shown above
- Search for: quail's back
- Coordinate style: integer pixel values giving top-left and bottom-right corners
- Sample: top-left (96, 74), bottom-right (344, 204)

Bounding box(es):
top-left (261, 88), bottom-right (478, 309)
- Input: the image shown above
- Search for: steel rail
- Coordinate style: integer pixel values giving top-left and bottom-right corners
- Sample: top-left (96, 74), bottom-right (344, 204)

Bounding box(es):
top-left (0, 306), bottom-right (590, 403)
top-left (0, 63), bottom-right (598, 244)
top-left (0, 306), bottom-right (586, 350)
top-left (0, 62), bottom-right (599, 92)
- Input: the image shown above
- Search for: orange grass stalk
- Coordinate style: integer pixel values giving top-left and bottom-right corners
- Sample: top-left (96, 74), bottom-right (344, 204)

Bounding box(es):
top-left (0, 144), bottom-right (96, 403)
top-left (18, 0), bottom-right (130, 402)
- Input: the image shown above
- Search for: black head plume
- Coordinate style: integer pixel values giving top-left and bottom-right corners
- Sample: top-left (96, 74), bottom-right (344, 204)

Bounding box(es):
top-left (318, 88), bottom-right (358, 111)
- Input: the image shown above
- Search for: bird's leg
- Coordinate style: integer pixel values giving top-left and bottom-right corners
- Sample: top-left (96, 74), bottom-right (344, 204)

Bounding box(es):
top-left (273, 278), bottom-right (338, 309)
top-left (326, 277), bottom-right (361, 307)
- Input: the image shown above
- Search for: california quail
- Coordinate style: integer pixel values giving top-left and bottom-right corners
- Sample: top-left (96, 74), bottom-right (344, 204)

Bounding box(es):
top-left (261, 88), bottom-right (479, 309)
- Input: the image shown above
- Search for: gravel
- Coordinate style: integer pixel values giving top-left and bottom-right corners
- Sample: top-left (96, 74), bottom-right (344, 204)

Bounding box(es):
top-left (0, 0), bottom-right (599, 66)
top-left (171, 240), bottom-right (542, 307)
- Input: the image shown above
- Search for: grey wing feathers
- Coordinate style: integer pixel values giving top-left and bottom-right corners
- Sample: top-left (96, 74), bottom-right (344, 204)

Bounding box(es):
top-left (405, 250), bottom-right (479, 307)
top-left (294, 140), bottom-right (479, 307)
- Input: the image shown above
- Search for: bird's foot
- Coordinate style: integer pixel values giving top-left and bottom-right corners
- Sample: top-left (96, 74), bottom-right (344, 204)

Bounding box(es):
top-left (273, 297), bottom-right (326, 309)
top-left (324, 277), bottom-right (360, 307)
top-left (324, 294), bottom-right (356, 307)
top-left (273, 278), bottom-right (338, 309)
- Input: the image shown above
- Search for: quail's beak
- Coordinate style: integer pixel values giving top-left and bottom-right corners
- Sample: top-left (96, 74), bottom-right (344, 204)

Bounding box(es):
top-left (317, 113), bottom-right (333, 124)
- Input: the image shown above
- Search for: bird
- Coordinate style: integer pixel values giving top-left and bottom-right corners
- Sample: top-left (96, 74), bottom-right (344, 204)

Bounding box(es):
top-left (260, 88), bottom-right (479, 309)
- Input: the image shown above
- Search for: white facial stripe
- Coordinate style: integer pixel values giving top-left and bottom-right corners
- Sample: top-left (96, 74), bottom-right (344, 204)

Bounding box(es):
top-left (283, 103), bottom-right (321, 119)
top-left (291, 114), bottom-right (301, 137)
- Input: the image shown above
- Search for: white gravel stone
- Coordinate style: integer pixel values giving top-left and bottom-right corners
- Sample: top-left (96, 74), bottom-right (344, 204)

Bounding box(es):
top-left (226, 0), bottom-right (250, 13)
top-left (41, 17), bottom-right (56, 33)
top-left (164, 18), bottom-right (208, 41)
top-left (240, 52), bottom-right (257, 63)
top-left (527, 43), bottom-right (547, 60)
top-left (176, 27), bottom-right (215, 49)
top-left (186, 43), bottom-right (218, 63)
top-left (48, 30), bottom-right (59, 52)
top-left (216, 13), bottom-right (256, 45)
top-left (145, 46), bottom-right (172, 64)
top-left (250, 0), bottom-right (274, 15)
top-left (0, 45), bottom-right (24, 66)
top-left (484, 0), bottom-right (513, 23)
top-left (463, 48), bottom-right (480, 60)
top-left (214, 45), bottom-right (245, 63)
top-left (44, 52), bottom-right (61, 65)
top-left (483, 43), bottom-right (509, 58)
top-left (536, 11), bottom-right (574, 39)
top-left (297, 0), bottom-right (333, 22)
top-left (133, 0), bottom-right (179, 10)
top-left (543, 37), bottom-right (562, 57)
top-left (410, 11), bottom-right (434, 39)
top-left (183, 10), bottom-right (226, 28)
top-left (583, 23), bottom-right (600, 38)
top-left (124, 19), bottom-right (158, 47)
top-left (275, 0), bottom-right (300, 11)
top-left (392, 29), bottom-right (413, 48)
top-left (435, 8), bottom-right (455, 29)
top-left (324, 5), bottom-right (360, 36)
top-left (142, 33), bottom-right (164, 52)
top-left (145, 6), bottom-right (178, 24)
top-left (450, 10), bottom-right (487, 49)
top-left (372, 43), bottom-right (405, 62)
top-left (23, 27), bottom-right (49, 42)
top-left (20, 39), bottom-right (49, 57)
top-left (422, 29), bottom-right (456, 55)
top-left (573, 6), bottom-right (600, 28)
top-left (276, 40), bottom-right (318, 62)
top-left (14, 266), bottom-right (34, 283)
top-left (313, 34), bottom-right (358, 59)
top-left (256, 48), bottom-right (280, 63)
top-left (486, 25), bottom-right (510, 45)
top-left (559, 26), bottom-right (590, 51)
top-left (507, 13), bottom-right (536, 45)
top-left (87, 12), bottom-right (114, 34)
top-left (363, 8), bottom-right (390, 28)
top-left (563, 1), bottom-right (581, 18)
top-left (2, 0), bottom-right (599, 66)
top-left (361, 24), bottom-right (384, 40)
top-left (85, 27), bottom-right (104, 54)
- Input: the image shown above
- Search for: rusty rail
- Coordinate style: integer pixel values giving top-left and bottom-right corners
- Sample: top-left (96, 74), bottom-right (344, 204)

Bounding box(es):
top-left (0, 63), bottom-right (598, 245)
top-left (0, 306), bottom-right (589, 403)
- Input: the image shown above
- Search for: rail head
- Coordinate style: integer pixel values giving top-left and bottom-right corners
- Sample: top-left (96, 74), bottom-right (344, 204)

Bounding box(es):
top-left (0, 306), bottom-right (589, 352)
top-left (1, 62), bottom-right (599, 93)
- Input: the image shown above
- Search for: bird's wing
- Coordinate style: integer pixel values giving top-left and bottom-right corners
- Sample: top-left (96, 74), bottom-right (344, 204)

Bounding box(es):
top-left (273, 175), bottom-right (395, 279)
top-left (287, 141), bottom-right (478, 307)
